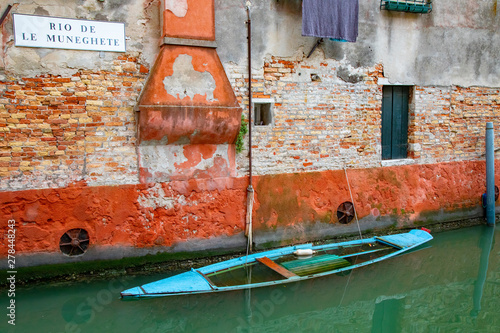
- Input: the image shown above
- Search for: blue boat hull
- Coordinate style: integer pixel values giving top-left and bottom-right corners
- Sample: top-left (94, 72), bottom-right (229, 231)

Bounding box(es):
top-left (121, 229), bottom-right (432, 299)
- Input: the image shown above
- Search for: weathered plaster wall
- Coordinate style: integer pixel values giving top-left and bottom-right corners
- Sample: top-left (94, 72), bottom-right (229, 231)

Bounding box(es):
top-left (0, 159), bottom-right (498, 267)
top-left (0, 176), bottom-right (248, 266)
top-left (252, 160), bottom-right (500, 247)
top-left (137, 0), bottom-right (242, 182)
top-left (3, 0), bottom-right (498, 186)
top-left (138, 144), bottom-right (237, 183)
top-left (232, 55), bottom-right (385, 175)
top-left (1, 0), bottom-right (161, 77)
top-left (1, 1), bottom-right (500, 267)
top-left (1, 0), bottom-right (160, 190)
top-left (216, 0), bottom-right (500, 176)
top-left (216, 0), bottom-right (500, 87)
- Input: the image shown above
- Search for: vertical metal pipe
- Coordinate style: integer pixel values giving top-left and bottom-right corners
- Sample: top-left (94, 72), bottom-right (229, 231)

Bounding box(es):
top-left (245, 3), bottom-right (253, 252)
top-left (247, 5), bottom-right (252, 185)
top-left (486, 122), bottom-right (495, 226)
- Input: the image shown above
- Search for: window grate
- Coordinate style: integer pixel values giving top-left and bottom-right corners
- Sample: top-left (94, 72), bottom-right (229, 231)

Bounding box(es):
top-left (380, 0), bottom-right (432, 14)
top-left (59, 228), bottom-right (90, 256)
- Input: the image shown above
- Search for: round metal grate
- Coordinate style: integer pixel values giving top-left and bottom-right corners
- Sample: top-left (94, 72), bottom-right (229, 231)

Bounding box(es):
top-left (59, 228), bottom-right (90, 256)
top-left (337, 201), bottom-right (355, 224)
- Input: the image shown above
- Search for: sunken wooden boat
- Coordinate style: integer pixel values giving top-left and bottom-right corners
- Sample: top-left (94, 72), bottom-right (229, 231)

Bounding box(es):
top-left (121, 229), bottom-right (432, 299)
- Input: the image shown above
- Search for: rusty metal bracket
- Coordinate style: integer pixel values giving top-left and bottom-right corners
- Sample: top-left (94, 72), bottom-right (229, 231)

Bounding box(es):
top-left (307, 38), bottom-right (323, 58)
top-left (0, 5), bottom-right (12, 26)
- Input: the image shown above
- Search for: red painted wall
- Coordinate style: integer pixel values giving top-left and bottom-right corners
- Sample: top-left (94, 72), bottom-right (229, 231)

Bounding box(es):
top-left (253, 161), bottom-right (494, 233)
top-left (163, 0), bottom-right (215, 41)
top-left (0, 178), bottom-right (247, 257)
top-left (0, 160), bottom-right (495, 264)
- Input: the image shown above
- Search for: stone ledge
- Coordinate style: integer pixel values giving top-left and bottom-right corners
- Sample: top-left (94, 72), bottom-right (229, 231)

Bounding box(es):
top-left (163, 37), bottom-right (217, 49)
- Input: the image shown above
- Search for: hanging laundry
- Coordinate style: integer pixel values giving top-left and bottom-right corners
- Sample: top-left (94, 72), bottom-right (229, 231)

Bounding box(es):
top-left (302, 0), bottom-right (359, 42)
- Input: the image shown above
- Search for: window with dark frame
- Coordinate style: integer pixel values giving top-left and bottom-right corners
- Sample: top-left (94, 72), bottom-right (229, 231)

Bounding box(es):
top-left (253, 101), bottom-right (273, 126)
top-left (381, 86), bottom-right (410, 160)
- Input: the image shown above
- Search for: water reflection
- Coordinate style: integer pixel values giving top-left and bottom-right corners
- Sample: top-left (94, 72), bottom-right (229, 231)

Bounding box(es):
top-left (1, 225), bottom-right (499, 333)
top-left (471, 225), bottom-right (495, 318)
top-left (370, 295), bottom-right (404, 333)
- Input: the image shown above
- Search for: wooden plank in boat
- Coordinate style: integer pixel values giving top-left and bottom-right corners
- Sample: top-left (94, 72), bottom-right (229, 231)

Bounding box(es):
top-left (282, 254), bottom-right (350, 276)
top-left (256, 256), bottom-right (298, 278)
top-left (195, 270), bottom-right (217, 289)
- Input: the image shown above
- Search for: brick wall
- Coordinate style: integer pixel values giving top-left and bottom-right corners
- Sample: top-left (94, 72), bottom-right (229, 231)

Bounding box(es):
top-left (0, 56), bottom-right (147, 191)
top-left (2, 51), bottom-right (499, 192)
top-left (408, 86), bottom-right (452, 160)
top-left (231, 54), bottom-right (384, 176)
top-left (410, 86), bottom-right (500, 163)
top-left (228, 53), bottom-right (500, 177)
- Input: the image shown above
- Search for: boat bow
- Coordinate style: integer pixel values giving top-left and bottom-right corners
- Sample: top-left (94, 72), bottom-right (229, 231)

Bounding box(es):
top-left (121, 270), bottom-right (214, 297)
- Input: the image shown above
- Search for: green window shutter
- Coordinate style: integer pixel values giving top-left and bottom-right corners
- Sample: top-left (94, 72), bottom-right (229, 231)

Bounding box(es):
top-left (382, 86), bottom-right (409, 160)
top-left (381, 86), bottom-right (393, 160)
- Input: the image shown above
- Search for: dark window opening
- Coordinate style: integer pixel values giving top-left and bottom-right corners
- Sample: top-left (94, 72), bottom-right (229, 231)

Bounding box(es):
top-left (382, 86), bottom-right (410, 160)
top-left (254, 102), bottom-right (273, 126)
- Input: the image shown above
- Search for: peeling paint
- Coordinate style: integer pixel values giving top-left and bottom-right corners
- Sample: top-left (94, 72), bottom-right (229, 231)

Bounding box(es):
top-left (337, 65), bottom-right (365, 84)
top-left (137, 183), bottom-right (187, 210)
top-left (138, 144), bottom-right (236, 182)
top-left (0, 160), bottom-right (495, 266)
top-left (165, 0), bottom-right (188, 18)
top-left (163, 54), bottom-right (217, 101)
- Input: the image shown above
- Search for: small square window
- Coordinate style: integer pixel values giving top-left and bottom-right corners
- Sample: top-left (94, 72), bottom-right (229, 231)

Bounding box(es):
top-left (253, 98), bottom-right (274, 126)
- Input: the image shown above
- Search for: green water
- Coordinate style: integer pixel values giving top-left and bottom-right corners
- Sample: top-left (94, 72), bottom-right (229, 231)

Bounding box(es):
top-left (2, 225), bottom-right (500, 333)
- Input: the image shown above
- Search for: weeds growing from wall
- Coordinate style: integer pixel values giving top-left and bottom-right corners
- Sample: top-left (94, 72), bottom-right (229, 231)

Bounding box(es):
top-left (236, 114), bottom-right (248, 153)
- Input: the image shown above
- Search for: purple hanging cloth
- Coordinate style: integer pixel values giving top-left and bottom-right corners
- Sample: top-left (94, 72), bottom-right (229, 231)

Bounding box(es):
top-left (302, 0), bottom-right (359, 42)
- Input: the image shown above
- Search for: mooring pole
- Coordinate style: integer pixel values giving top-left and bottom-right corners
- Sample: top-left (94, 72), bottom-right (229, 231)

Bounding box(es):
top-left (486, 122), bottom-right (495, 226)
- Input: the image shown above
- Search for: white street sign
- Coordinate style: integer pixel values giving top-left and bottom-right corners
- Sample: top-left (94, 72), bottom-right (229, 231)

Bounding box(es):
top-left (13, 14), bottom-right (126, 52)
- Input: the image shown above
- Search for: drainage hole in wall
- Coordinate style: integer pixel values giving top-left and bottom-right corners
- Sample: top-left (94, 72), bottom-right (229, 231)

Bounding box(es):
top-left (337, 202), bottom-right (355, 224)
top-left (60, 228), bottom-right (90, 256)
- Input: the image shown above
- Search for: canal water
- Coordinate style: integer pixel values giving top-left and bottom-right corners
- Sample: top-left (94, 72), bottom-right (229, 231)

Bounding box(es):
top-left (2, 225), bottom-right (500, 333)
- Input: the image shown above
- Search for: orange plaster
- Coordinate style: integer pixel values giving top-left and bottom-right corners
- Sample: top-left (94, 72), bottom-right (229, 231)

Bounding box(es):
top-left (139, 46), bottom-right (238, 107)
top-left (253, 160), bottom-right (497, 234)
top-left (174, 144), bottom-right (217, 169)
top-left (0, 179), bottom-right (248, 257)
top-left (138, 46), bottom-right (241, 145)
top-left (138, 107), bottom-right (240, 144)
top-left (163, 0), bottom-right (215, 41)
top-left (1, 160), bottom-right (495, 261)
